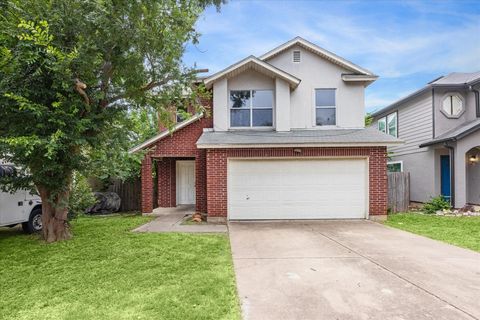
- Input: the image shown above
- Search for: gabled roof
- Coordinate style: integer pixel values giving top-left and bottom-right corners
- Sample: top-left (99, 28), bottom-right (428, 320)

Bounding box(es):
top-left (372, 71), bottom-right (480, 118)
top-left (419, 119), bottom-right (480, 148)
top-left (196, 127), bottom-right (403, 149)
top-left (128, 114), bottom-right (203, 153)
top-left (203, 56), bottom-right (301, 89)
top-left (431, 71), bottom-right (480, 86)
top-left (259, 37), bottom-right (376, 76)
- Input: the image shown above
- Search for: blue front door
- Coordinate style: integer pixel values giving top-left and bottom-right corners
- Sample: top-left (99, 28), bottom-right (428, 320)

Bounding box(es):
top-left (440, 155), bottom-right (451, 200)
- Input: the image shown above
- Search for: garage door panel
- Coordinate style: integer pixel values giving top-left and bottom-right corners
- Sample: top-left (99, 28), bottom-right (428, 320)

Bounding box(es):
top-left (228, 159), bottom-right (367, 220)
top-left (229, 188), bottom-right (364, 202)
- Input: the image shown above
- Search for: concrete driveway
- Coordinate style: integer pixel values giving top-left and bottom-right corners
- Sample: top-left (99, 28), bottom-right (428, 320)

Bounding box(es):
top-left (229, 220), bottom-right (480, 320)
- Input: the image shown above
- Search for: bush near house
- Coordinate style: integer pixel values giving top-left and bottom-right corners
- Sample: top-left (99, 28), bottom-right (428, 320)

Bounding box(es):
top-left (422, 196), bottom-right (452, 214)
top-left (68, 173), bottom-right (96, 218)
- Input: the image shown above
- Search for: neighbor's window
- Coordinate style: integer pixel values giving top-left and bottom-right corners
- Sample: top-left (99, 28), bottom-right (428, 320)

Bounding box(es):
top-left (378, 117), bottom-right (386, 133)
top-left (442, 94), bottom-right (463, 118)
top-left (387, 161), bottom-right (403, 172)
top-left (377, 111), bottom-right (397, 137)
top-left (315, 89), bottom-right (336, 126)
top-left (230, 90), bottom-right (273, 127)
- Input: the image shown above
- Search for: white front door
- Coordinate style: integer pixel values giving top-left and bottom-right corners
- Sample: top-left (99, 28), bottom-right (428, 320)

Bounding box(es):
top-left (228, 158), bottom-right (368, 220)
top-left (176, 161), bottom-right (196, 205)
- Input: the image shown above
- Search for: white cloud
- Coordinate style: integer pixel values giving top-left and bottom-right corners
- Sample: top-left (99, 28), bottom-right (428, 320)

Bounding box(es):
top-left (184, 0), bottom-right (480, 108)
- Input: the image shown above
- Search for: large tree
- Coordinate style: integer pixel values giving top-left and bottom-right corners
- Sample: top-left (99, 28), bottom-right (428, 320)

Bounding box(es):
top-left (0, 0), bottom-right (221, 242)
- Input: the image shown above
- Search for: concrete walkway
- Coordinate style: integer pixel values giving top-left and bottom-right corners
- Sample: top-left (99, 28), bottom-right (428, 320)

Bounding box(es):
top-left (229, 220), bottom-right (480, 320)
top-left (133, 205), bottom-right (227, 233)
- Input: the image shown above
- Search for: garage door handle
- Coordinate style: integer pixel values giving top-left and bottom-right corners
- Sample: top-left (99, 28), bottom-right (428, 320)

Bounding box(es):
top-left (246, 195), bottom-right (250, 200)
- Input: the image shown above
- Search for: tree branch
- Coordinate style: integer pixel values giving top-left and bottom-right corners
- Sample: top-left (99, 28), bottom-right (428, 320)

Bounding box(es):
top-left (74, 78), bottom-right (90, 106)
top-left (105, 68), bottom-right (209, 107)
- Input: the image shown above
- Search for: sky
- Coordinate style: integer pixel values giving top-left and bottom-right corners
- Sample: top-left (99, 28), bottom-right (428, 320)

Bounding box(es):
top-left (183, 0), bottom-right (480, 113)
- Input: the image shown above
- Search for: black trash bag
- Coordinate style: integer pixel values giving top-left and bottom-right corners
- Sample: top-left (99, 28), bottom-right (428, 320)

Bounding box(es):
top-left (0, 165), bottom-right (16, 177)
top-left (86, 192), bottom-right (121, 214)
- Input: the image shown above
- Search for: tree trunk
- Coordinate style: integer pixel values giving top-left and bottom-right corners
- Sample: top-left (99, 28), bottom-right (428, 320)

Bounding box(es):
top-left (38, 185), bottom-right (72, 243)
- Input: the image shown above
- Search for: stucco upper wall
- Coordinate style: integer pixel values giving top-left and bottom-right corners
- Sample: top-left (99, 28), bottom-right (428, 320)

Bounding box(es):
top-left (212, 69), bottom-right (276, 131)
top-left (227, 69), bottom-right (275, 91)
top-left (266, 45), bottom-right (366, 129)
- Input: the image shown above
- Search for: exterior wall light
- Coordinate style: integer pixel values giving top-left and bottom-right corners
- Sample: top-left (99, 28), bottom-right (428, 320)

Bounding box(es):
top-left (469, 154), bottom-right (478, 164)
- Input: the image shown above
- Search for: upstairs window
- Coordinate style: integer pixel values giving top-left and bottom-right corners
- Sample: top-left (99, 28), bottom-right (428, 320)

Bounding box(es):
top-left (441, 93), bottom-right (464, 118)
top-left (230, 90), bottom-right (273, 127)
top-left (377, 111), bottom-right (397, 137)
top-left (315, 89), bottom-right (336, 126)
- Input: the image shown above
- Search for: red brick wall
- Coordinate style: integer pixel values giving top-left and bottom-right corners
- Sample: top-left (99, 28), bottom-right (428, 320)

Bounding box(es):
top-left (157, 158), bottom-right (176, 207)
top-left (141, 103), bottom-right (213, 213)
top-left (141, 156), bottom-right (153, 213)
top-left (195, 149), bottom-right (208, 213)
top-left (206, 147), bottom-right (388, 217)
top-left (150, 117), bottom-right (213, 158)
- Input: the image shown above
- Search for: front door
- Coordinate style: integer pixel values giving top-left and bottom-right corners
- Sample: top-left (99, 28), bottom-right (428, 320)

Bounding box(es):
top-left (440, 155), bottom-right (451, 200)
top-left (176, 161), bottom-right (195, 205)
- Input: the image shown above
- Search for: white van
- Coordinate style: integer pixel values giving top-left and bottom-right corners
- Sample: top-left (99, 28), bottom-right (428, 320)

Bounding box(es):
top-left (0, 164), bottom-right (42, 233)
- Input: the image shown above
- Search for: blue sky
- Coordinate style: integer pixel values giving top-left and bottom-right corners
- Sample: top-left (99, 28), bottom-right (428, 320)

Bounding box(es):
top-left (183, 0), bottom-right (480, 113)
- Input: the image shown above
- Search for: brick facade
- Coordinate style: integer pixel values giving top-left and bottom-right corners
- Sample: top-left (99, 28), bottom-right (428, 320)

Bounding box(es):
top-left (157, 158), bottom-right (176, 207)
top-left (140, 103), bottom-right (388, 217)
top-left (140, 110), bottom-right (213, 213)
top-left (205, 147), bottom-right (388, 217)
top-left (141, 156), bottom-right (153, 213)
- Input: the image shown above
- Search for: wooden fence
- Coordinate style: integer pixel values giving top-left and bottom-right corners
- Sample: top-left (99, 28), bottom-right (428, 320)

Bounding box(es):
top-left (108, 178), bottom-right (142, 212)
top-left (387, 172), bottom-right (410, 213)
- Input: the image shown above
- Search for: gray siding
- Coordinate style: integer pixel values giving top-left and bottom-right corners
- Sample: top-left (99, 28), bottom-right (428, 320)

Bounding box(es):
top-left (373, 92), bottom-right (432, 156)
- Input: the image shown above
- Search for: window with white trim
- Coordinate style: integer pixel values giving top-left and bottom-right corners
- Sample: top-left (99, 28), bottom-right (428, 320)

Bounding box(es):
top-left (377, 111), bottom-right (397, 137)
top-left (230, 90), bottom-right (273, 127)
top-left (315, 89), bottom-right (336, 126)
top-left (387, 161), bottom-right (403, 172)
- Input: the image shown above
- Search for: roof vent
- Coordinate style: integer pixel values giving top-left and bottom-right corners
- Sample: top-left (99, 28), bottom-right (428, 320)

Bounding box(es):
top-left (293, 50), bottom-right (301, 63)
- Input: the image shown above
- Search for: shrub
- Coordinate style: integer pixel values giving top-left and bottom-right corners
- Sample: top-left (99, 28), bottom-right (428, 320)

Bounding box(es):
top-left (422, 196), bottom-right (451, 214)
top-left (69, 173), bottom-right (96, 218)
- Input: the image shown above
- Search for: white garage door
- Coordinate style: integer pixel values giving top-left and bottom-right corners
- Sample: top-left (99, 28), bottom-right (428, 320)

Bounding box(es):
top-left (228, 158), bottom-right (368, 220)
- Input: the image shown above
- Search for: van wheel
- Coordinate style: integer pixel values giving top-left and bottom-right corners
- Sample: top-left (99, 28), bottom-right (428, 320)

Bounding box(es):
top-left (22, 208), bottom-right (43, 234)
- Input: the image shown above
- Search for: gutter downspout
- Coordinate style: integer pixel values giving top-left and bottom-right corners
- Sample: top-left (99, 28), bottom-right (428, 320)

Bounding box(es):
top-left (468, 85), bottom-right (480, 118)
top-left (444, 143), bottom-right (455, 207)
top-left (432, 87), bottom-right (435, 138)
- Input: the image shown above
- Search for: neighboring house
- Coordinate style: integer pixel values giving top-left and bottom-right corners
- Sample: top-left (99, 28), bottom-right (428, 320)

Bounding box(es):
top-left (371, 72), bottom-right (480, 208)
top-left (130, 37), bottom-right (401, 221)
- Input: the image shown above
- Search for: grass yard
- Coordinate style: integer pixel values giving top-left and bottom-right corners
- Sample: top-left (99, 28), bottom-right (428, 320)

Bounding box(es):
top-left (0, 214), bottom-right (240, 320)
top-left (385, 213), bottom-right (480, 252)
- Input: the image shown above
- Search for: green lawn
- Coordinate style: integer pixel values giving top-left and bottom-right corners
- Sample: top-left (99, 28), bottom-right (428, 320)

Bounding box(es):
top-left (0, 214), bottom-right (240, 320)
top-left (385, 213), bottom-right (480, 252)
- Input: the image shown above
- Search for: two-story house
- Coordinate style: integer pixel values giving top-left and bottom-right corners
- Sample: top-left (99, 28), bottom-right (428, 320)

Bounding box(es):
top-left (372, 72), bottom-right (480, 208)
top-left (131, 37), bottom-right (401, 221)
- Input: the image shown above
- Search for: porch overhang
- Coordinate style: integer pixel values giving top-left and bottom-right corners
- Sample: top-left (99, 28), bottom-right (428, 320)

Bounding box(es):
top-left (196, 128), bottom-right (403, 149)
top-left (419, 119), bottom-right (480, 148)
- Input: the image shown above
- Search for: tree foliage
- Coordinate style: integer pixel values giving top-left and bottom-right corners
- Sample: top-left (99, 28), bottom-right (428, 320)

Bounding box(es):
top-left (0, 0), bottom-right (222, 241)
